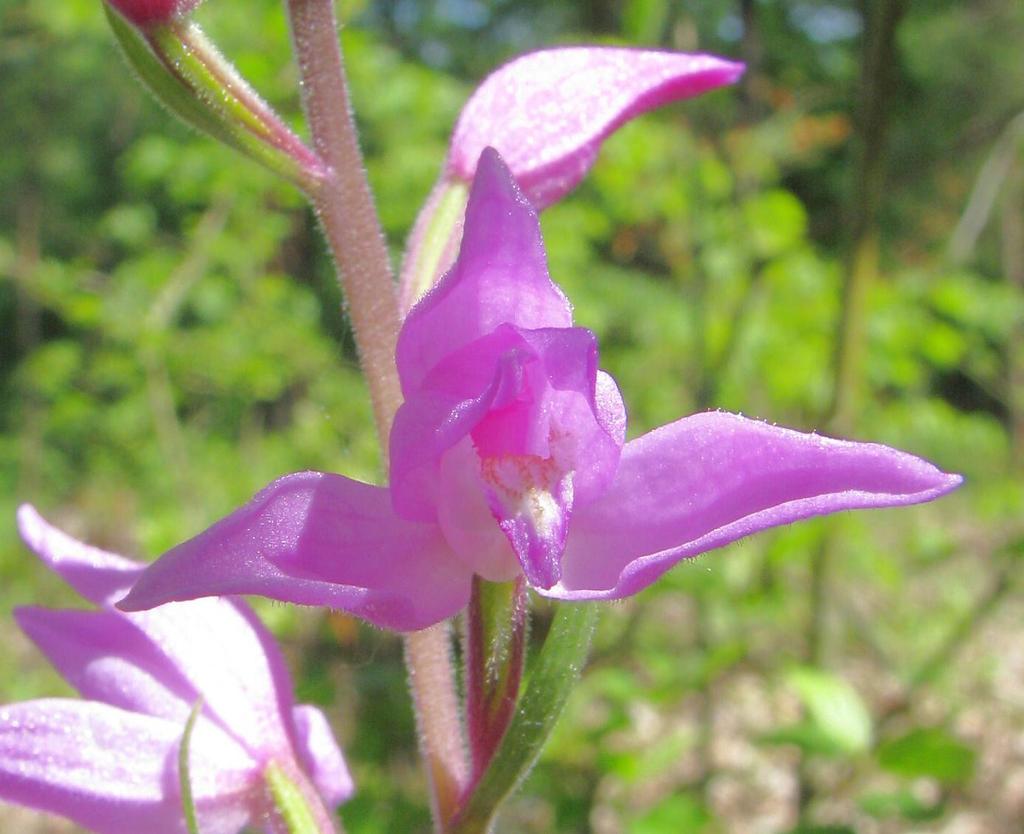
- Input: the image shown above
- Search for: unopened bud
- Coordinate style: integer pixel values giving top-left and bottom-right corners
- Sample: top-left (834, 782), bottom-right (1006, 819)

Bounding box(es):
top-left (106, 0), bottom-right (202, 28)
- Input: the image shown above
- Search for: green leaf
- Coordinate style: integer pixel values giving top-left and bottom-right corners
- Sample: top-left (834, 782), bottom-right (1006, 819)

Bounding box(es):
top-left (877, 728), bottom-right (976, 785)
top-left (629, 793), bottom-right (709, 834)
top-left (760, 723), bottom-right (847, 757)
top-left (785, 667), bottom-right (872, 754)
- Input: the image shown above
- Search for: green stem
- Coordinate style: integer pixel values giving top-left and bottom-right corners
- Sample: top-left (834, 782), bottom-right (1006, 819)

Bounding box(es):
top-left (178, 700), bottom-right (203, 834)
top-left (265, 760), bottom-right (343, 834)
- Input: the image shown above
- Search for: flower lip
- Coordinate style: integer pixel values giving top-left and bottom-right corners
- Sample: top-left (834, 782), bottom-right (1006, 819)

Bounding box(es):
top-left (480, 451), bottom-right (574, 589)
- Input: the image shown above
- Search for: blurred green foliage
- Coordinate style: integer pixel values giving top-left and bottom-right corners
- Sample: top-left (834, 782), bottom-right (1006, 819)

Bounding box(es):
top-left (1, 0), bottom-right (1023, 832)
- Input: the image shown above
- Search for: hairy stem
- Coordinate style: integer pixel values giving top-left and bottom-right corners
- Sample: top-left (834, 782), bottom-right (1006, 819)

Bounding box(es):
top-left (405, 624), bottom-right (468, 827)
top-left (284, 1), bottom-right (467, 827)
top-left (285, 0), bottom-right (402, 445)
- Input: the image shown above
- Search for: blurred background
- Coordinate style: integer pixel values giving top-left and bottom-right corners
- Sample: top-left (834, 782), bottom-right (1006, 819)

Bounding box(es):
top-left (1, 0), bottom-right (1022, 832)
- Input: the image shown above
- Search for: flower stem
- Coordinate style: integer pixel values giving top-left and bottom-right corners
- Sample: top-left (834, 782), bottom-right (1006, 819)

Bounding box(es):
top-left (283, 3), bottom-right (468, 827)
top-left (284, 0), bottom-right (403, 445)
top-left (405, 624), bottom-right (469, 827)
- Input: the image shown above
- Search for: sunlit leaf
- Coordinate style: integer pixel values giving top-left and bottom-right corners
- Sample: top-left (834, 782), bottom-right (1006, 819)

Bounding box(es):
top-left (877, 728), bottom-right (976, 786)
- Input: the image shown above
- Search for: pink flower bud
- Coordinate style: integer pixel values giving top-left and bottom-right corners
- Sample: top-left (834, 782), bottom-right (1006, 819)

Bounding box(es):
top-left (106, 0), bottom-right (202, 27)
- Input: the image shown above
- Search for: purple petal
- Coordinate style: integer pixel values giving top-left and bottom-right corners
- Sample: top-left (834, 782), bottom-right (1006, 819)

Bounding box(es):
top-left (14, 607), bottom-right (200, 723)
top-left (16, 504), bottom-right (143, 607)
top-left (448, 48), bottom-right (745, 208)
top-left (118, 472), bottom-right (472, 632)
top-left (391, 326), bottom-right (529, 522)
top-left (291, 705), bottom-right (354, 808)
top-left (13, 606), bottom-right (262, 774)
top-left (548, 411), bottom-right (963, 599)
top-left (123, 598), bottom-right (300, 762)
top-left (397, 148), bottom-right (572, 394)
top-left (392, 324), bottom-right (624, 590)
top-left (0, 699), bottom-right (253, 834)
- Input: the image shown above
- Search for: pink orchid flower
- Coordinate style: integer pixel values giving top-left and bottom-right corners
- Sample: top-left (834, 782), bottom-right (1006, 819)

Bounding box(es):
top-left (118, 149), bottom-right (961, 632)
top-left (1, 505), bottom-right (352, 834)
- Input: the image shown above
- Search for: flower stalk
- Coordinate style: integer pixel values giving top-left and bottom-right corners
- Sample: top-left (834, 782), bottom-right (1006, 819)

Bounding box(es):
top-left (283, 0), bottom-right (468, 828)
top-left (404, 625), bottom-right (468, 827)
top-left (284, 0), bottom-right (402, 444)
